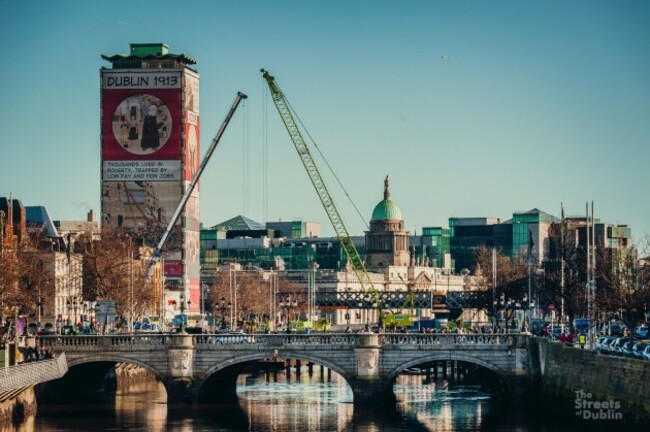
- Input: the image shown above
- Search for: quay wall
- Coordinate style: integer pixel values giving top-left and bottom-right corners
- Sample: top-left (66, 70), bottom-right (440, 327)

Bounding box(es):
top-left (0, 387), bottom-right (36, 427)
top-left (536, 338), bottom-right (649, 424)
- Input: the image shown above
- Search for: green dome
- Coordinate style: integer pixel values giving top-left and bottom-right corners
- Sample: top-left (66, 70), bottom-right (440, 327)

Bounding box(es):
top-left (371, 199), bottom-right (402, 221)
top-left (371, 175), bottom-right (402, 221)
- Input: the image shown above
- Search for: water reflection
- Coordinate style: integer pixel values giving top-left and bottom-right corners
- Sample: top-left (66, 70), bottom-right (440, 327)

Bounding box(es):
top-left (29, 367), bottom-right (514, 431)
top-left (235, 370), bottom-right (354, 431)
top-left (394, 375), bottom-right (497, 431)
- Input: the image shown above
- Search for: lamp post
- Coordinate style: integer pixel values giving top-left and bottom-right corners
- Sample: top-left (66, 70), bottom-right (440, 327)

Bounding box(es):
top-left (201, 283), bottom-right (209, 317)
top-left (216, 297), bottom-right (232, 330)
top-left (36, 284), bottom-right (42, 331)
top-left (279, 295), bottom-right (298, 328)
top-left (178, 292), bottom-right (187, 333)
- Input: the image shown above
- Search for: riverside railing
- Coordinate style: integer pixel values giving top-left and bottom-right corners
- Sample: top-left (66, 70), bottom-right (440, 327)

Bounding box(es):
top-left (0, 353), bottom-right (68, 392)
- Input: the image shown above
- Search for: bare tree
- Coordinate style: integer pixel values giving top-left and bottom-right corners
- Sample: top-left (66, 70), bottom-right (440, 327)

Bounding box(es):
top-left (473, 245), bottom-right (527, 327)
top-left (79, 226), bottom-right (157, 324)
top-left (543, 222), bottom-right (589, 326)
top-left (0, 229), bottom-right (59, 328)
top-left (595, 234), bottom-right (650, 327)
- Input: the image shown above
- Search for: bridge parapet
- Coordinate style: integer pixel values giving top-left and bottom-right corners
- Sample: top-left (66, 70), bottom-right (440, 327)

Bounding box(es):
top-left (381, 333), bottom-right (517, 347)
top-left (37, 333), bottom-right (525, 351)
top-left (193, 333), bottom-right (358, 347)
top-left (0, 353), bottom-right (68, 393)
top-left (39, 335), bottom-right (170, 351)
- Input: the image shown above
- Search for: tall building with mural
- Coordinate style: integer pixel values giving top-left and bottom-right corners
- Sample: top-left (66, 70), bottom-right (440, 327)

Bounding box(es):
top-left (100, 43), bottom-right (201, 311)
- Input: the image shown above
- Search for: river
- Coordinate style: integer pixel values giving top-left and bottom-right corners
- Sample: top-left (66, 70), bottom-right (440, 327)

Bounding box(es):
top-left (16, 367), bottom-right (572, 431)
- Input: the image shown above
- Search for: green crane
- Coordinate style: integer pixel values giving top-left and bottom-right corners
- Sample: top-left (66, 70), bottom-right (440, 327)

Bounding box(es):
top-left (261, 69), bottom-right (386, 321)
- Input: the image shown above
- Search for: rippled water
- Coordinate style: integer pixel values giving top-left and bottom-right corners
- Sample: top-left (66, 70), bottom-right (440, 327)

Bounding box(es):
top-left (18, 368), bottom-right (556, 431)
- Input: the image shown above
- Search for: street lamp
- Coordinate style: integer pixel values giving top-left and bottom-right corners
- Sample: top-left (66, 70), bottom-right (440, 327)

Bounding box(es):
top-left (201, 283), bottom-right (210, 317)
top-left (178, 292), bottom-right (187, 333)
top-left (279, 295), bottom-right (298, 327)
top-left (215, 297), bottom-right (232, 330)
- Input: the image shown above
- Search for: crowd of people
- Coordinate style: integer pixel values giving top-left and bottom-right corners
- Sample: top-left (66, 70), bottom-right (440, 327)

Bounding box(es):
top-left (19, 345), bottom-right (54, 363)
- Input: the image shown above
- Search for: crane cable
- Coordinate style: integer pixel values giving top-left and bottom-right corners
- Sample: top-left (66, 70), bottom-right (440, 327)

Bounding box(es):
top-left (242, 97), bottom-right (249, 216)
top-left (262, 79), bottom-right (269, 222)
top-left (283, 97), bottom-right (370, 231)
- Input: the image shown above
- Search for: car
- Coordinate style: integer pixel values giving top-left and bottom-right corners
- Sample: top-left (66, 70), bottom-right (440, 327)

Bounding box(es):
top-left (634, 326), bottom-right (649, 340)
top-left (599, 336), bottom-right (615, 354)
top-left (631, 341), bottom-right (650, 360)
top-left (621, 341), bottom-right (636, 358)
top-left (643, 345), bottom-right (650, 361)
top-left (550, 327), bottom-right (563, 340)
top-left (610, 323), bottom-right (628, 336)
top-left (61, 325), bottom-right (77, 335)
top-left (612, 337), bottom-right (632, 356)
top-left (603, 337), bottom-right (619, 355)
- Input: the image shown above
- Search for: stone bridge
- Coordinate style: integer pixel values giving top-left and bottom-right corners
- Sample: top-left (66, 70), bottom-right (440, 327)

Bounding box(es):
top-left (37, 333), bottom-right (533, 405)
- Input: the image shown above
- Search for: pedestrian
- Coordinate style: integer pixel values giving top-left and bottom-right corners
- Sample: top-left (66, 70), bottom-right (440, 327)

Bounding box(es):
top-left (560, 332), bottom-right (567, 344)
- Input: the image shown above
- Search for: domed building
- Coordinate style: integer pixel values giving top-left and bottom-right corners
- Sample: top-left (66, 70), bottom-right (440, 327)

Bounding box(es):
top-left (364, 176), bottom-right (410, 269)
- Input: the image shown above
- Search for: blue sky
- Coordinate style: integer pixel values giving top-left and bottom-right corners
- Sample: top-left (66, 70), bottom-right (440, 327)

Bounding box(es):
top-left (1, 1), bottom-right (649, 243)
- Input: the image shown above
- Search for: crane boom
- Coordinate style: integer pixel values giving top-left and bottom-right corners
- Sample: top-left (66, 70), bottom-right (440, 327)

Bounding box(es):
top-left (146, 91), bottom-right (248, 278)
top-left (260, 69), bottom-right (381, 306)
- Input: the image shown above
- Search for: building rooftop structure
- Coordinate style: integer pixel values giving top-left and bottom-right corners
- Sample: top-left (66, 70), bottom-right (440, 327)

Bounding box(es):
top-left (210, 215), bottom-right (265, 231)
top-left (371, 176), bottom-right (403, 221)
top-left (25, 206), bottom-right (59, 237)
top-left (101, 43), bottom-right (196, 69)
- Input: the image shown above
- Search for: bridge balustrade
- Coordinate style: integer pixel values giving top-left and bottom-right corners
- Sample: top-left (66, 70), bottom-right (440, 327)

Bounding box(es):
top-left (380, 333), bottom-right (516, 346)
top-left (38, 334), bottom-right (170, 350)
top-left (194, 333), bottom-right (359, 346)
top-left (37, 333), bottom-right (521, 351)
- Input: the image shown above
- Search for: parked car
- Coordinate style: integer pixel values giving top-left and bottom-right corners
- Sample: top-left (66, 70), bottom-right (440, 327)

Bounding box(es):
top-left (603, 337), bottom-right (620, 355)
top-left (621, 341), bottom-right (636, 358)
top-left (610, 323), bottom-right (628, 336)
top-left (631, 341), bottom-right (650, 360)
top-left (634, 326), bottom-right (649, 340)
top-left (550, 327), bottom-right (563, 340)
top-left (612, 337), bottom-right (632, 356)
top-left (599, 336), bottom-right (616, 355)
top-left (596, 336), bottom-right (608, 352)
top-left (61, 325), bottom-right (77, 335)
top-left (643, 345), bottom-right (650, 361)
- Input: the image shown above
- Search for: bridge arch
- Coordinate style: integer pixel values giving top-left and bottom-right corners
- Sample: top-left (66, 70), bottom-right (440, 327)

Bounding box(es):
top-left (66, 354), bottom-right (168, 382)
top-left (201, 352), bottom-right (352, 381)
top-left (384, 353), bottom-right (513, 397)
top-left (195, 351), bottom-right (354, 403)
top-left (37, 354), bottom-right (172, 404)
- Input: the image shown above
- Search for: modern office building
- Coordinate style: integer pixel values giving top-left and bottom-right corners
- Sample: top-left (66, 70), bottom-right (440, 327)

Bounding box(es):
top-left (200, 216), bottom-right (336, 271)
top-left (266, 220), bottom-right (321, 239)
top-left (449, 216), bottom-right (510, 272)
top-left (409, 227), bottom-right (452, 269)
top-left (100, 43), bottom-right (201, 310)
top-left (548, 215), bottom-right (633, 273)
